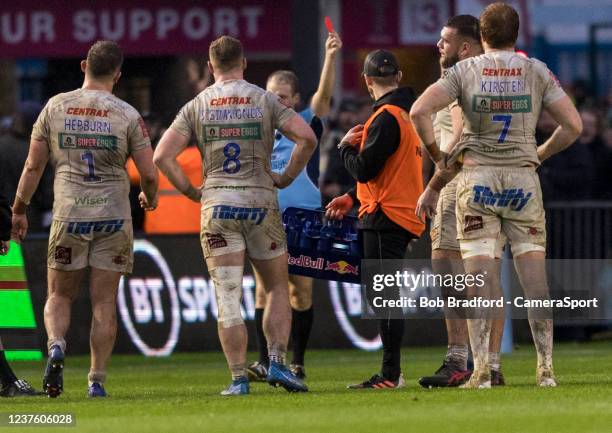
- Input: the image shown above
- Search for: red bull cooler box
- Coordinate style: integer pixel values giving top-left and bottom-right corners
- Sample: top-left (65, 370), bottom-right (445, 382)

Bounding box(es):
top-left (283, 207), bottom-right (362, 283)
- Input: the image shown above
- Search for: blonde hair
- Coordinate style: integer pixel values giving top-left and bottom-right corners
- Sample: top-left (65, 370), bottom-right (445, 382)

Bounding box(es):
top-left (209, 36), bottom-right (244, 72)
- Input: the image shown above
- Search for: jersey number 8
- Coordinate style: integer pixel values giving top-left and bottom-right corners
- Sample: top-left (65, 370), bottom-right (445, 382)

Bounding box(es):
top-left (223, 142), bottom-right (241, 174)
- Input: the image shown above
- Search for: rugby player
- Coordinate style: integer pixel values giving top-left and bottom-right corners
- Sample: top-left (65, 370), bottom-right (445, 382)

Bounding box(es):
top-left (153, 36), bottom-right (317, 395)
top-left (419, 15), bottom-right (507, 389)
top-left (11, 41), bottom-right (159, 398)
top-left (248, 30), bottom-right (342, 382)
top-left (411, 2), bottom-right (582, 387)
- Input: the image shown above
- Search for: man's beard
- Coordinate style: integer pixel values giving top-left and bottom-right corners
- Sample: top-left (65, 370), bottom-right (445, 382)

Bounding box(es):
top-left (440, 52), bottom-right (460, 69)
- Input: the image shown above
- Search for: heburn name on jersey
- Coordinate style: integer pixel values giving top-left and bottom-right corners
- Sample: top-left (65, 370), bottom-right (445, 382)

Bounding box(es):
top-left (472, 185), bottom-right (531, 211)
top-left (64, 118), bottom-right (112, 133)
top-left (212, 205), bottom-right (268, 225)
top-left (67, 219), bottom-right (124, 234)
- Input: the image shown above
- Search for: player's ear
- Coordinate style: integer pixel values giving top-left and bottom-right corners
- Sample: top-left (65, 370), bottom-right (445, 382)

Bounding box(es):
top-left (113, 70), bottom-right (122, 84)
top-left (397, 70), bottom-right (403, 83)
top-left (363, 74), bottom-right (371, 86)
top-left (80, 60), bottom-right (87, 74)
top-left (207, 61), bottom-right (215, 76)
top-left (242, 58), bottom-right (247, 71)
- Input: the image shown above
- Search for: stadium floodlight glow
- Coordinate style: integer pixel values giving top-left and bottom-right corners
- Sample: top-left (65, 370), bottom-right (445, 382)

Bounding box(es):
top-left (117, 240), bottom-right (181, 357)
top-left (328, 281), bottom-right (382, 351)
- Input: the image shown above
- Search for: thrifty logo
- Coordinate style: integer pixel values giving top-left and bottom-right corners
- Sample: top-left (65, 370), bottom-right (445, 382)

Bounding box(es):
top-left (211, 205), bottom-right (268, 225)
top-left (472, 185), bottom-right (532, 211)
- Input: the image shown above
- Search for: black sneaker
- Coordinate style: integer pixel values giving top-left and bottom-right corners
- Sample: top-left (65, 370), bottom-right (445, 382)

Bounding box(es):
top-left (491, 369), bottom-right (505, 386)
top-left (0, 379), bottom-right (44, 397)
top-left (347, 373), bottom-right (405, 389)
top-left (290, 364), bottom-right (306, 380)
top-left (418, 361), bottom-right (472, 388)
top-left (43, 345), bottom-right (64, 398)
top-left (246, 362), bottom-right (268, 382)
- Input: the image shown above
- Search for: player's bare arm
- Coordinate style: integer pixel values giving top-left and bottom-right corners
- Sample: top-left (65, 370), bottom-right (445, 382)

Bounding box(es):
top-left (410, 83), bottom-right (454, 166)
top-left (310, 31), bottom-right (342, 118)
top-left (537, 95), bottom-right (583, 162)
top-left (153, 128), bottom-right (202, 202)
top-left (274, 114), bottom-right (317, 189)
top-left (131, 145), bottom-right (159, 211)
top-left (415, 162), bottom-right (461, 220)
top-left (11, 137), bottom-right (50, 241)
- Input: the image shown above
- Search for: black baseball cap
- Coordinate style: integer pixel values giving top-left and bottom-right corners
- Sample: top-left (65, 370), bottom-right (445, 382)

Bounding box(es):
top-left (363, 50), bottom-right (399, 77)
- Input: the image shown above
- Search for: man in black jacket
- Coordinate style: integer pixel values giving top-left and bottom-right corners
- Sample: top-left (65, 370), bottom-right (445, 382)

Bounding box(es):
top-left (326, 50), bottom-right (425, 388)
top-left (0, 169), bottom-right (41, 397)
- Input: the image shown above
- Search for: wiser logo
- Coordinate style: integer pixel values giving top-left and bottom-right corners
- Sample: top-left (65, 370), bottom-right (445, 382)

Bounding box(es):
top-left (73, 196), bottom-right (110, 207)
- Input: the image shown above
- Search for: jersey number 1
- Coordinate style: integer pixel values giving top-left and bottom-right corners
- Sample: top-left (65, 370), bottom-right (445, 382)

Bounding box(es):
top-left (492, 115), bottom-right (512, 143)
top-left (82, 151), bottom-right (101, 182)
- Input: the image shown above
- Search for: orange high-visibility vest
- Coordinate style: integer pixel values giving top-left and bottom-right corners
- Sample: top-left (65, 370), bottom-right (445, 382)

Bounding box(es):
top-left (127, 146), bottom-right (202, 234)
top-left (356, 104), bottom-right (425, 236)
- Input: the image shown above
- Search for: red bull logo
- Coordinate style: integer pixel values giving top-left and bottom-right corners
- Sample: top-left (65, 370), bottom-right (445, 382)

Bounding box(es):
top-left (288, 255), bottom-right (324, 270)
top-left (325, 260), bottom-right (359, 275)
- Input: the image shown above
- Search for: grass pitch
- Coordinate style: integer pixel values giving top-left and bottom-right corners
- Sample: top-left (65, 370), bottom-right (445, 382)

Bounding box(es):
top-left (2, 341), bottom-right (611, 433)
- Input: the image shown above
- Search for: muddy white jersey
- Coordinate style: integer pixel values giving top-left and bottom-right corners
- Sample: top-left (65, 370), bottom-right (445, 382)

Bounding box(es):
top-left (170, 79), bottom-right (296, 209)
top-left (436, 51), bottom-right (566, 166)
top-left (32, 89), bottom-right (150, 221)
top-left (434, 100), bottom-right (459, 153)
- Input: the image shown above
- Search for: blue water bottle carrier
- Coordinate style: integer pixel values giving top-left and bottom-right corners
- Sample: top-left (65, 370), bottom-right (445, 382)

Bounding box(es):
top-left (283, 207), bottom-right (362, 283)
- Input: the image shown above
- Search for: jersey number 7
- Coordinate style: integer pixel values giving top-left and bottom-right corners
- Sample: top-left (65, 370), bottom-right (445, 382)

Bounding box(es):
top-left (492, 115), bottom-right (512, 143)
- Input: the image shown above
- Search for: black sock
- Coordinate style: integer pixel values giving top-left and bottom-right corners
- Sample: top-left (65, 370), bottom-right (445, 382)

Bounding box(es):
top-left (254, 308), bottom-right (268, 367)
top-left (0, 350), bottom-right (18, 386)
top-left (379, 319), bottom-right (404, 381)
top-left (290, 307), bottom-right (313, 366)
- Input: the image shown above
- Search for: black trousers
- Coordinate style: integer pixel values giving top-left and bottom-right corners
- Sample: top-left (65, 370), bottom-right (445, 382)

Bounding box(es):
top-left (361, 223), bottom-right (415, 381)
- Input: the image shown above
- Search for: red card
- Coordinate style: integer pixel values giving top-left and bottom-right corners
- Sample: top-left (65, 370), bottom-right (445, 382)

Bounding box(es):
top-left (324, 16), bottom-right (335, 33)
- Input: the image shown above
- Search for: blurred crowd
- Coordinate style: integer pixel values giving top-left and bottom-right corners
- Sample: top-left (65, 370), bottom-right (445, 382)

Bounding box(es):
top-left (537, 80), bottom-right (612, 201)
top-left (1, 78), bottom-right (611, 235)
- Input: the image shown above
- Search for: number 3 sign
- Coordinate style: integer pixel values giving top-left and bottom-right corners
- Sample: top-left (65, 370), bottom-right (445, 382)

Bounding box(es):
top-left (400, 0), bottom-right (451, 45)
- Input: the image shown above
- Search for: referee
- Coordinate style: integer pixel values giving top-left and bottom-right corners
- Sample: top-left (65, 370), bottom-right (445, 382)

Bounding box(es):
top-left (326, 50), bottom-right (424, 389)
